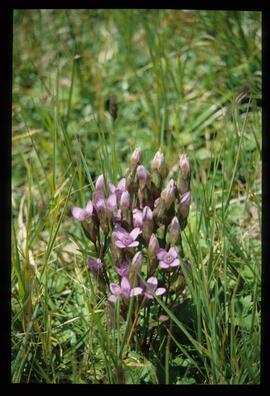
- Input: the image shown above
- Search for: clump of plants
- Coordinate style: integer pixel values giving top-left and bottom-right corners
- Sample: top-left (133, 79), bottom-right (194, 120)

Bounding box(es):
top-left (72, 148), bottom-right (191, 352)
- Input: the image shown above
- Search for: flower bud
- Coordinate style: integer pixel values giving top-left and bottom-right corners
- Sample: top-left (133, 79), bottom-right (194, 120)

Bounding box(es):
top-left (142, 206), bottom-right (154, 242)
top-left (161, 179), bottom-right (176, 209)
top-left (131, 251), bottom-right (143, 270)
top-left (178, 154), bottom-right (190, 194)
top-left (151, 151), bottom-right (166, 176)
top-left (129, 251), bottom-right (143, 286)
top-left (133, 208), bottom-right (143, 229)
top-left (88, 257), bottom-right (103, 273)
top-left (167, 216), bottom-right (180, 245)
top-left (137, 165), bottom-right (150, 189)
top-left (95, 174), bottom-right (105, 191)
top-left (148, 233), bottom-right (159, 258)
top-left (130, 148), bottom-right (141, 167)
top-left (178, 191), bottom-right (191, 220)
top-left (179, 154), bottom-right (190, 179)
top-left (120, 190), bottom-right (130, 211)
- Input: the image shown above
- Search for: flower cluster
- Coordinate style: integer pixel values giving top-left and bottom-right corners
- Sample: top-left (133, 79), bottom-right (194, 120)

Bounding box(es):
top-left (72, 148), bottom-right (191, 306)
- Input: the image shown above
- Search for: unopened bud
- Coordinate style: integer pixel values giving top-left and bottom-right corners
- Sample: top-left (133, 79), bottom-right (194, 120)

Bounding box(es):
top-left (142, 206), bottom-right (154, 242)
top-left (137, 165), bottom-right (150, 189)
top-left (151, 151), bottom-right (166, 176)
top-left (179, 154), bottom-right (190, 179)
top-left (178, 154), bottom-right (190, 194)
top-left (167, 216), bottom-right (180, 245)
top-left (161, 179), bottom-right (176, 209)
top-left (95, 174), bottom-right (105, 191)
top-left (148, 234), bottom-right (159, 258)
top-left (130, 148), bottom-right (142, 167)
top-left (178, 192), bottom-right (191, 220)
top-left (120, 190), bottom-right (130, 211)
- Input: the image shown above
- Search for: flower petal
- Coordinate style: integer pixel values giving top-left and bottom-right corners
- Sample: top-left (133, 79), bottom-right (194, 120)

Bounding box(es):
top-left (108, 181), bottom-right (116, 193)
top-left (115, 240), bottom-right (127, 249)
top-left (128, 241), bottom-right (139, 248)
top-left (110, 283), bottom-right (121, 295)
top-left (71, 207), bottom-right (88, 221)
top-left (157, 249), bottom-right (166, 260)
top-left (144, 291), bottom-right (154, 300)
top-left (155, 288), bottom-right (166, 296)
top-left (159, 261), bottom-right (170, 269)
top-left (130, 227), bottom-right (142, 240)
top-left (168, 246), bottom-right (178, 259)
top-left (130, 287), bottom-right (143, 296)
top-left (170, 258), bottom-right (180, 267)
top-left (107, 194), bottom-right (117, 211)
top-left (118, 177), bottom-right (126, 190)
top-left (85, 200), bottom-right (93, 215)
top-left (108, 294), bottom-right (118, 303)
top-left (146, 277), bottom-right (158, 292)
top-left (121, 277), bottom-right (131, 292)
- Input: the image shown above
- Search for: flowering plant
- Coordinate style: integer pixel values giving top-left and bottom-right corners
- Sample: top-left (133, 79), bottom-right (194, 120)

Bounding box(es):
top-left (72, 148), bottom-right (191, 350)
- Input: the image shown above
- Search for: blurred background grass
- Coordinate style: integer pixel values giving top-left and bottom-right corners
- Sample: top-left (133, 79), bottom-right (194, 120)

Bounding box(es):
top-left (12, 9), bottom-right (261, 384)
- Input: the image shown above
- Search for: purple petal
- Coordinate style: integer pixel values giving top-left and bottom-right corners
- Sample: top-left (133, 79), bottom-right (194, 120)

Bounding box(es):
top-left (144, 291), bottom-right (154, 300)
top-left (108, 294), bottom-right (117, 303)
top-left (110, 283), bottom-right (121, 295)
top-left (170, 258), bottom-right (180, 267)
top-left (127, 241), bottom-right (139, 248)
top-left (130, 227), bottom-right (142, 240)
top-left (117, 178), bottom-right (126, 192)
top-left (121, 277), bottom-right (131, 298)
top-left (114, 227), bottom-right (129, 239)
top-left (157, 249), bottom-right (167, 260)
top-left (159, 261), bottom-right (170, 269)
top-left (155, 288), bottom-right (166, 296)
top-left (95, 175), bottom-right (105, 191)
top-left (168, 246), bottom-right (178, 259)
top-left (130, 287), bottom-right (143, 296)
top-left (146, 277), bottom-right (158, 292)
top-left (85, 200), bottom-right (93, 215)
top-left (133, 209), bottom-right (143, 228)
top-left (107, 194), bottom-right (117, 211)
top-left (115, 240), bottom-right (127, 248)
top-left (108, 181), bottom-right (116, 193)
top-left (71, 207), bottom-right (88, 221)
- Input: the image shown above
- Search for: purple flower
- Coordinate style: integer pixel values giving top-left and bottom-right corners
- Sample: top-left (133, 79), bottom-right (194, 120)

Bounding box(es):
top-left (142, 277), bottom-right (166, 300)
top-left (133, 208), bottom-right (143, 229)
top-left (108, 277), bottom-right (143, 303)
top-left (93, 192), bottom-right (117, 215)
top-left (114, 226), bottom-right (142, 249)
top-left (72, 200), bottom-right (93, 221)
top-left (115, 262), bottom-right (129, 277)
top-left (88, 257), bottom-right (103, 273)
top-left (157, 247), bottom-right (180, 269)
top-left (109, 178), bottom-right (126, 199)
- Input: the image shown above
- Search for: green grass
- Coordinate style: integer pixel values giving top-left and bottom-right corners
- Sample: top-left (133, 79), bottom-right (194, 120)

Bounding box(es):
top-left (12, 9), bottom-right (261, 384)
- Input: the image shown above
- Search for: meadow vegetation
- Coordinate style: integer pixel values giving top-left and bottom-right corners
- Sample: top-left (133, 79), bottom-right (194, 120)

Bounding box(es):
top-left (12, 9), bottom-right (261, 384)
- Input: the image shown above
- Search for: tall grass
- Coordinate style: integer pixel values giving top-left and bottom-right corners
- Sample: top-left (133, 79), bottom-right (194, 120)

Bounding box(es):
top-left (12, 9), bottom-right (261, 383)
